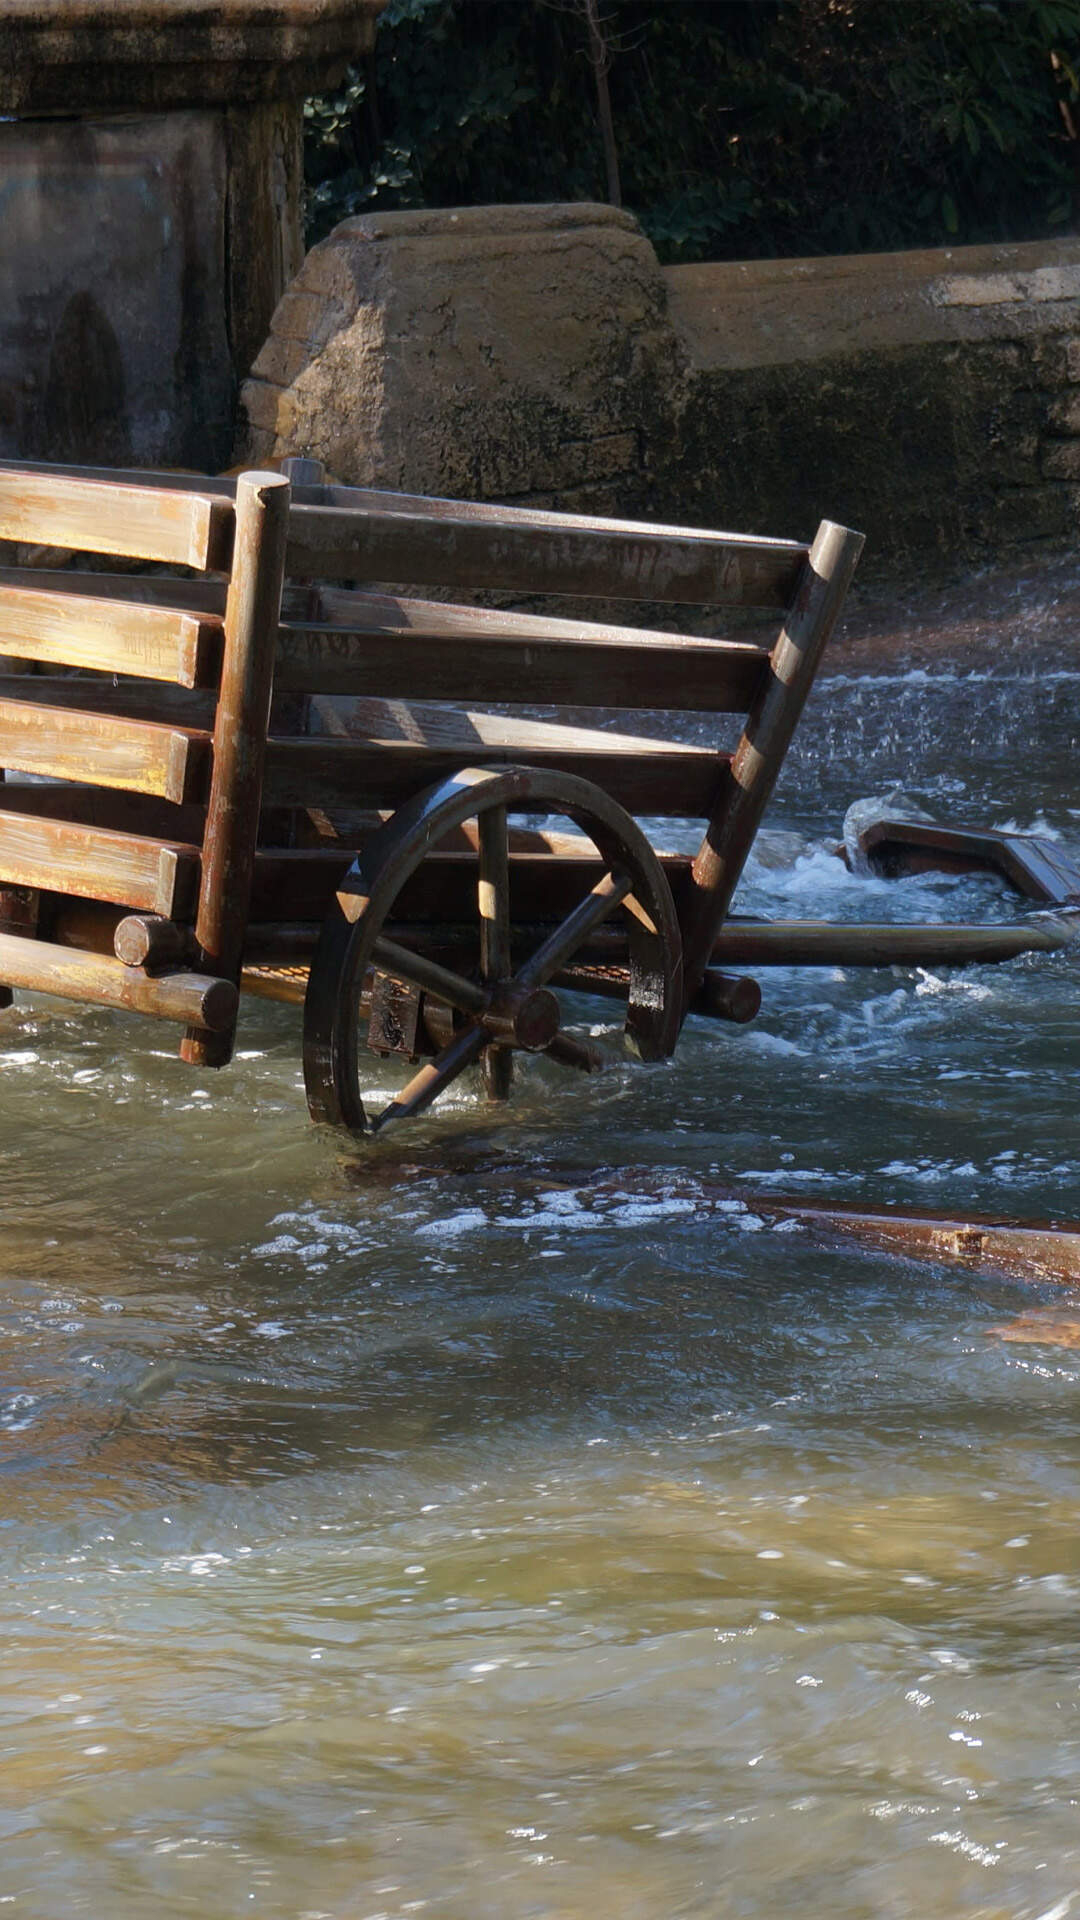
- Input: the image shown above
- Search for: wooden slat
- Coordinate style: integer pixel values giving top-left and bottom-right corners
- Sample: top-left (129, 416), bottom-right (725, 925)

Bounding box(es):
top-left (264, 696), bottom-right (724, 816)
top-left (275, 592), bottom-right (770, 710)
top-left (0, 929), bottom-right (236, 1030)
top-left (0, 675), bottom-right (216, 728)
top-left (0, 468), bottom-right (233, 569)
top-left (264, 738), bottom-right (724, 816)
top-left (0, 697), bottom-right (211, 803)
top-left (247, 847), bottom-right (694, 925)
top-left (286, 503), bottom-right (807, 608)
top-left (0, 808), bottom-right (199, 916)
top-left (0, 780), bottom-right (207, 843)
top-left (0, 580), bottom-right (222, 686)
top-left (0, 567), bottom-right (228, 618)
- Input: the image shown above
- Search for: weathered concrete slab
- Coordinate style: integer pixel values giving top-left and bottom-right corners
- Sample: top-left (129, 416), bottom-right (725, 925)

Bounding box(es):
top-left (0, 114), bottom-right (234, 469)
top-left (666, 238), bottom-right (1080, 371)
top-left (238, 206), bottom-right (1080, 577)
top-left (0, 1), bottom-right (382, 114)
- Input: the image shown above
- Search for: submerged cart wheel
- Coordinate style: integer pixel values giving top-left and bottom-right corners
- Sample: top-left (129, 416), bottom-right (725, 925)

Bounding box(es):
top-left (302, 765), bottom-right (683, 1135)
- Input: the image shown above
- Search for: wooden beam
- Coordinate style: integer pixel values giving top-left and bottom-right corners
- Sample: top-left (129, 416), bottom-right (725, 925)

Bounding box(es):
top-left (710, 916), bottom-right (1079, 967)
top-left (0, 929), bottom-right (236, 1030)
top-left (0, 580), bottom-right (221, 686)
top-left (0, 467), bottom-right (233, 569)
top-left (681, 518), bottom-right (865, 998)
top-left (183, 470), bottom-right (290, 1067)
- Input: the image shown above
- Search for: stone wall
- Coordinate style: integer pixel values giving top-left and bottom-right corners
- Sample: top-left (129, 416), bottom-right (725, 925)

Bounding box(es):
top-left (240, 209), bottom-right (1080, 577)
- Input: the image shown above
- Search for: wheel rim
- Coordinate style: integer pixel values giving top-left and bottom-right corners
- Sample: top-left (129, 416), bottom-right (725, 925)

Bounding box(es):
top-left (302, 764), bottom-right (683, 1134)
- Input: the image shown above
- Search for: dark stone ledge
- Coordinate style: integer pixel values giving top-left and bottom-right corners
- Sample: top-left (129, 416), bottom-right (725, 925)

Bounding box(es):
top-left (0, 1), bottom-right (384, 114)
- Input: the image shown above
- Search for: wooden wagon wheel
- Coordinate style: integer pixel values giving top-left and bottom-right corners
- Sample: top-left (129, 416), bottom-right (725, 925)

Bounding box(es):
top-left (302, 765), bottom-right (683, 1134)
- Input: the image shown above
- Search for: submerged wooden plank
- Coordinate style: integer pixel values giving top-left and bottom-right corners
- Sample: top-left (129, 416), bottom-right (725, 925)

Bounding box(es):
top-left (287, 502), bottom-right (807, 607)
top-left (276, 593), bottom-right (771, 710)
top-left (0, 929), bottom-right (236, 1030)
top-left (0, 808), bottom-right (199, 916)
top-left (0, 468), bottom-right (233, 569)
top-left (471, 1166), bottom-right (1080, 1288)
top-left (0, 581), bottom-right (221, 685)
top-left (0, 697), bottom-right (211, 803)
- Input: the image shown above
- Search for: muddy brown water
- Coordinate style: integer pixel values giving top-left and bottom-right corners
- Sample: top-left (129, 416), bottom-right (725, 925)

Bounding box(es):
top-left (3, 558), bottom-right (1080, 1919)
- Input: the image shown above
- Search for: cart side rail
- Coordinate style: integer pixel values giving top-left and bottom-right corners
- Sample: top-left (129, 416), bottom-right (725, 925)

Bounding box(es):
top-left (0, 463), bottom-right (291, 1063)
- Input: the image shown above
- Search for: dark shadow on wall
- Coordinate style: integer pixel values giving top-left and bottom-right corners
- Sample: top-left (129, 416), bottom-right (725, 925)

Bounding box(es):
top-left (42, 290), bottom-right (131, 466)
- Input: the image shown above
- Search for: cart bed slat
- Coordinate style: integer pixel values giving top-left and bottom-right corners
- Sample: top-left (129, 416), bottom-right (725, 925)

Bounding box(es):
top-left (277, 593), bottom-right (770, 709)
top-left (265, 700), bottom-right (724, 815)
top-left (0, 807), bottom-right (200, 916)
top-left (0, 698), bottom-right (211, 803)
top-left (286, 503), bottom-right (806, 607)
top-left (0, 581), bottom-right (221, 686)
top-left (0, 468), bottom-right (232, 569)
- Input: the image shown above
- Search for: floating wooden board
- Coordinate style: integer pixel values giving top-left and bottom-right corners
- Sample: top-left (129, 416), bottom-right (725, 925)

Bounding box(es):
top-left (0, 580), bottom-right (221, 686)
top-left (0, 467), bottom-right (233, 569)
top-left (276, 592), bottom-right (771, 711)
top-left (856, 816), bottom-right (1080, 906)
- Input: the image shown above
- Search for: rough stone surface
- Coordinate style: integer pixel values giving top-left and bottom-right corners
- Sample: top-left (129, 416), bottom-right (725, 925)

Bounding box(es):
top-left (240, 209), bottom-right (1080, 576)
top-left (238, 203), bottom-right (683, 514)
top-left (0, 0), bottom-right (382, 113)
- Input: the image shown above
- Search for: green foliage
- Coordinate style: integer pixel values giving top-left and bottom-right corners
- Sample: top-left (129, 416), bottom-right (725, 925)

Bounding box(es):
top-left (304, 0), bottom-right (1080, 261)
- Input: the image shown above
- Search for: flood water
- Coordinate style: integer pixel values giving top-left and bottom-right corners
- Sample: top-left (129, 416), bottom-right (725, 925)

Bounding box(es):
top-left (3, 560), bottom-right (1080, 1919)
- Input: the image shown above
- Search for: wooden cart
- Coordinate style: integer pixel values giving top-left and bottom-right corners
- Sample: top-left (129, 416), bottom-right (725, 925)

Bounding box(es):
top-left (0, 456), bottom-right (869, 1134)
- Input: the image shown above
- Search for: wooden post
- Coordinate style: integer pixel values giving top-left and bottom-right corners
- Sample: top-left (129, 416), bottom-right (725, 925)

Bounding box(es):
top-left (681, 518), bottom-right (864, 1004)
top-left (182, 470), bottom-right (290, 1067)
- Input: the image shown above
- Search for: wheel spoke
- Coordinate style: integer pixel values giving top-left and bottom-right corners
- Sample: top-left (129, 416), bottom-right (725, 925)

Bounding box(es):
top-left (371, 935), bottom-right (486, 1018)
top-left (373, 1023), bottom-right (487, 1133)
top-left (515, 870), bottom-right (633, 990)
top-left (477, 803), bottom-right (512, 1100)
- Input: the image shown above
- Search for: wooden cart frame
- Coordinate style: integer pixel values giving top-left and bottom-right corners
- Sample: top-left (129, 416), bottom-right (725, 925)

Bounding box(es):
top-left (0, 455), bottom-right (869, 1134)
